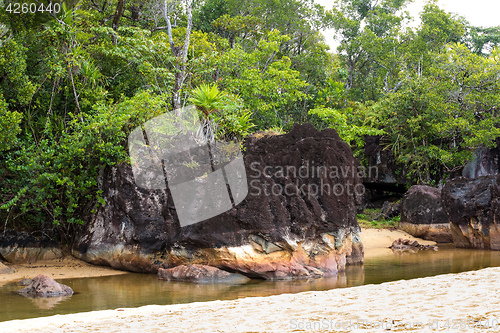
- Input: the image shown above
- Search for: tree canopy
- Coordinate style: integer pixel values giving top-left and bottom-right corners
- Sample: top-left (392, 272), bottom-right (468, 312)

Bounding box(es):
top-left (0, 0), bottom-right (499, 234)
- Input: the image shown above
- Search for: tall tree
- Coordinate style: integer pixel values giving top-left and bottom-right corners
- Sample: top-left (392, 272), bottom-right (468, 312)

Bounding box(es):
top-left (380, 44), bottom-right (500, 183)
top-left (329, 0), bottom-right (411, 100)
top-left (162, 0), bottom-right (193, 110)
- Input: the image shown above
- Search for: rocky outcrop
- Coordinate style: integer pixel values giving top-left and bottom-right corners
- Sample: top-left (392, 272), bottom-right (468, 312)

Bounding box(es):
top-left (17, 274), bottom-right (73, 297)
top-left (399, 186), bottom-right (453, 243)
top-left (441, 175), bottom-right (500, 250)
top-left (0, 231), bottom-right (63, 264)
top-left (73, 123), bottom-right (364, 280)
top-left (362, 136), bottom-right (407, 203)
top-left (158, 265), bottom-right (250, 284)
top-left (363, 136), bottom-right (402, 185)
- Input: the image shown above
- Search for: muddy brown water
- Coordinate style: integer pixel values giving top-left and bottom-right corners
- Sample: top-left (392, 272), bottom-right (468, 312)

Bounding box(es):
top-left (1, 245), bottom-right (500, 322)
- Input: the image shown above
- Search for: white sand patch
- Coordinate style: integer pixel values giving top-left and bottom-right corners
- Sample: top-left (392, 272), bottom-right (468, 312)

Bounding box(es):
top-left (1, 267), bottom-right (500, 332)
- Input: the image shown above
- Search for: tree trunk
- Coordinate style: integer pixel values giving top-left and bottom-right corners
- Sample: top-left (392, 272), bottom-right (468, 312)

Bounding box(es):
top-left (111, 0), bottom-right (126, 45)
top-left (164, 0), bottom-right (193, 111)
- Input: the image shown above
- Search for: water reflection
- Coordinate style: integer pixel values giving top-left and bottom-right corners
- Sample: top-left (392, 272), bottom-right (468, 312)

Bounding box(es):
top-left (1, 246), bottom-right (500, 322)
top-left (23, 295), bottom-right (72, 310)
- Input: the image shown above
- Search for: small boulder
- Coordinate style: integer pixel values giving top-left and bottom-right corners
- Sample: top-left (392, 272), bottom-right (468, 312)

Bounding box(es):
top-left (400, 186), bottom-right (453, 243)
top-left (158, 265), bottom-right (250, 284)
top-left (0, 262), bottom-right (13, 274)
top-left (17, 274), bottom-right (73, 297)
top-left (389, 238), bottom-right (438, 252)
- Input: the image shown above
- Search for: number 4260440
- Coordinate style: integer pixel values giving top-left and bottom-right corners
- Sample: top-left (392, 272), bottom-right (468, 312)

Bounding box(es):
top-left (5, 2), bottom-right (61, 14)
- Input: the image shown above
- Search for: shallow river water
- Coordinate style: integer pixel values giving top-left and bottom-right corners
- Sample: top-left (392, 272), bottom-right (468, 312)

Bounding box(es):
top-left (2, 245), bottom-right (500, 322)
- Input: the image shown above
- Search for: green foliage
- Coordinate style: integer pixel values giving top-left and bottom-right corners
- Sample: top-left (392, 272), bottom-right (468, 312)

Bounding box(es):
top-left (465, 25), bottom-right (500, 55)
top-left (218, 30), bottom-right (308, 128)
top-left (189, 83), bottom-right (226, 117)
top-left (0, 96), bottom-right (22, 152)
top-left (309, 105), bottom-right (383, 154)
top-left (0, 0), bottom-right (499, 235)
top-left (357, 209), bottom-right (400, 229)
top-left (2, 91), bottom-right (167, 228)
top-left (329, 0), bottom-right (411, 100)
top-left (188, 84), bottom-right (256, 141)
top-left (418, 2), bottom-right (466, 52)
top-left (0, 37), bottom-right (36, 105)
top-left (309, 79), bottom-right (384, 156)
top-left (212, 93), bottom-right (256, 141)
top-left (380, 44), bottom-right (500, 183)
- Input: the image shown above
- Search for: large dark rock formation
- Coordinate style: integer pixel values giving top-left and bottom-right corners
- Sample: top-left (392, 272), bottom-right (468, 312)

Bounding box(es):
top-left (362, 136), bottom-right (407, 205)
top-left (0, 230), bottom-right (63, 264)
top-left (73, 124), bottom-right (364, 280)
top-left (399, 186), bottom-right (453, 243)
top-left (17, 274), bottom-right (73, 297)
top-left (441, 175), bottom-right (500, 250)
top-left (364, 136), bottom-right (402, 185)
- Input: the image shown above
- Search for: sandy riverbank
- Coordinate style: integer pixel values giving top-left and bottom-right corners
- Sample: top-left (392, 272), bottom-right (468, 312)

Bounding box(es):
top-left (1, 265), bottom-right (499, 332)
top-left (360, 227), bottom-right (437, 259)
top-left (0, 256), bottom-right (128, 286)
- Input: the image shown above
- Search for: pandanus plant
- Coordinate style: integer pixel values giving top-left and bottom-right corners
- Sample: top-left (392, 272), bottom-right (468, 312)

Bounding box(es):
top-left (188, 83), bottom-right (225, 143)
top-left (188, 83), bottom-right (227, 172)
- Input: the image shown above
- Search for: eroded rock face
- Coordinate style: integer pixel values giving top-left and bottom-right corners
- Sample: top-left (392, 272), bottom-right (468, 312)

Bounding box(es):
top-left (74, 123), bottom-right (364, 279)
top-left (158, 265), bottom-right (250, 284)
top-left (441, 175), bottom-right (500, 250)
top-left (0, 231), bottom-right (63, 264)
top-left (17, 274), bottom-right (73, 297)
top-left (400, 186), bottom-right (453, 243)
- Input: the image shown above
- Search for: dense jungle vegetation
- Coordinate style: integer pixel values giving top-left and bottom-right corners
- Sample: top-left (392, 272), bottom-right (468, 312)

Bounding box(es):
top-left (0, 0), bottom-right (499, 235)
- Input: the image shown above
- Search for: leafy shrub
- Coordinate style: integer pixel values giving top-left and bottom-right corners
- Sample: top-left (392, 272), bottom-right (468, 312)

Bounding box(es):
top-left (1, 91), bottom-right (167, 234)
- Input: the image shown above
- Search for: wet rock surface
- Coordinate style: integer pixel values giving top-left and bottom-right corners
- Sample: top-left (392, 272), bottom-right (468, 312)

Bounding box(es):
top-left (442, 175), bottom-right (500, 250)
top-left (17, 274), bottom-right (73, 297)
top-left (389, 238), bottom-right (438, 252)
top-left (400, 185), bottom-right (453, 243)
top-left (74, 124), bottom-right (364, 279)
top-left (158, 265), bottom-right (250, 284)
